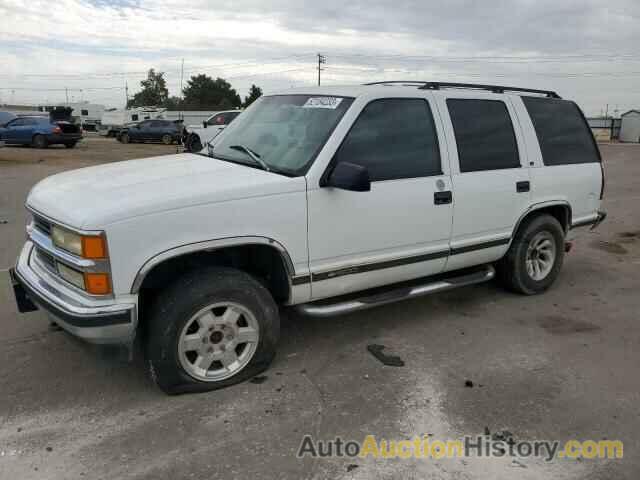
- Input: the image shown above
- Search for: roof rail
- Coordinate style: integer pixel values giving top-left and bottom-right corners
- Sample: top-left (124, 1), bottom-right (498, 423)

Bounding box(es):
top-left (364, 81), bottom-right (561, 99)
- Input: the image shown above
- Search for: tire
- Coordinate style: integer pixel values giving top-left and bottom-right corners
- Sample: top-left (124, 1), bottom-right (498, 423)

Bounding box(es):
top-left (120, 133), bottom-right (130, 144)
top-left (32, 134), bottom-right (48, 149)
top-left (161, 134), bottom-right (173, 145)
top-left (146, 266), bottom-right (279, 395)
top-left (497, 214), bottom-right (565, 295)
top-left (64, 141), bottom-right (78, 149)
top-left (185, 133), bottom-right (202, 152)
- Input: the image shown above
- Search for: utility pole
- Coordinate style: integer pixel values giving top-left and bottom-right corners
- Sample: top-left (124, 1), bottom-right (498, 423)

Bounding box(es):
top-left (317, 54), bottom-right (326, 86)
top-left (65, 87), bottom-right (69, 105)
top-left (180, 58), bottom-right (185, 118)
top-left (125, 81), bottom-right (129, 109)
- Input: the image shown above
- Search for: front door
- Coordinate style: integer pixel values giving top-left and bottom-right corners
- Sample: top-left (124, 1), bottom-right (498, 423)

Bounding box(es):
top-left (3, 118), bottom-right (27, 143)
top-left (307, 96), bottom-right (453, 300)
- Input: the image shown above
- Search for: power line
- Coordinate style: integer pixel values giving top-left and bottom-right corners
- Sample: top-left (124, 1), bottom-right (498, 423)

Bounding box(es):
top-left (0, 53), bottom-right (316, 79)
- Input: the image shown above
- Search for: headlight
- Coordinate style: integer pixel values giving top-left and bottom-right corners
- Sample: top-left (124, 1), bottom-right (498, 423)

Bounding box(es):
top-left (51, 226), bottom-right (82, 256)
top-left (51, 226), bottom-right (107, 259)
top-left (57, 262), bottom-right (85, 290)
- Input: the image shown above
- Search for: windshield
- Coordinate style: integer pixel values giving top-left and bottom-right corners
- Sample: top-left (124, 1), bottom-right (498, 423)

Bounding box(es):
top-left (207, 94), bottom-right (353, 175)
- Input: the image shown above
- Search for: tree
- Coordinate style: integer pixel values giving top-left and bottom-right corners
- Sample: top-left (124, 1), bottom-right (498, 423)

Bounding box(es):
top-left (127, 69), bottom-right (169, 108)
top-left (244, 84), bottom-right (263, 107)
top-left (163, 96), bottom-right (183, 110)
top-left (182, 75), bottom-right (241, 110)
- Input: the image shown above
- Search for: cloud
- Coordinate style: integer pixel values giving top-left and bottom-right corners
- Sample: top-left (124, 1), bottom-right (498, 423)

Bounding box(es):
top-left (0, 0), bottom-right (638, 114)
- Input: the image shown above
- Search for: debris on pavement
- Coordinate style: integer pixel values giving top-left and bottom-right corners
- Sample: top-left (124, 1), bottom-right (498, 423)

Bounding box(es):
top-left (346, 464), bottom-right (359, 472)
top-left (250, 375), bottom-right (268, 384)
top-left (367, 344), bottom-right (405, 367)
top-left (465, 380), bottom-right (474, 388)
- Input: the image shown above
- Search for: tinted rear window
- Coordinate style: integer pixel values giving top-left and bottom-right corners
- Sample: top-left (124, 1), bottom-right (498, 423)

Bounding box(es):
top-left (447, 99), bottom-right (520, 173)
top-left (522, 97), bottom-right (600, 165)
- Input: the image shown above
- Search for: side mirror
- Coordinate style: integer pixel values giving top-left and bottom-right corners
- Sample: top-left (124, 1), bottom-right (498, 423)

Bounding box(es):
top-left (324, 161), bottom-right (370, 192)
top-left (203, 121), bottom-right (207, 128)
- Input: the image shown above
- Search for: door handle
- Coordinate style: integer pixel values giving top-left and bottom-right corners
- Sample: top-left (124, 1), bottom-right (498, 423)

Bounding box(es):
top-left (434, 191), bottom-right (453, 205)
top-left (516, 181), bottom-right (530, 193)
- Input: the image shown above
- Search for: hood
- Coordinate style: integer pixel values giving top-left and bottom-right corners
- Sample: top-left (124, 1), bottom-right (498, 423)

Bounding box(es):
top-left (27, 153), bottom-right (305, 229)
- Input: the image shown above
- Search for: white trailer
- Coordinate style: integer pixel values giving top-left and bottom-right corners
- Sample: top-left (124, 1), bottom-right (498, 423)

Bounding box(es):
top-left (98, 107), bottom-right (166, 137)
top-left (38, 102), bottom-right (105, 131)
top-left (159, 111), bottom-right (218, 127)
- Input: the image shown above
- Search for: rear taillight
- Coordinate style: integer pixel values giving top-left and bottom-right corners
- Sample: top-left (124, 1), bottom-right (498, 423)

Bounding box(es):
top-left (52, 125), bottom-right (62, 134)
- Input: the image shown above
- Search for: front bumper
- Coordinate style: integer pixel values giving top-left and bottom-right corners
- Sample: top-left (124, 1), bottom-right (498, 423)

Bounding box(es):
top-left (10, 242), bottom-right (137, 345)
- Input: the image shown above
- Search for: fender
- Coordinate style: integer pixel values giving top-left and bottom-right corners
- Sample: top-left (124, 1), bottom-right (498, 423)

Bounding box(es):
top-left (130, 236), bottom-right (297, 295)
top-left (508, 200), bottom-right (572, 248)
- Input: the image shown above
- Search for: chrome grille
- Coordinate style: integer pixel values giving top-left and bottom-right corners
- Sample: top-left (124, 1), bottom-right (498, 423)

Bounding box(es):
top-left (32, 214), bottom-right (52, 236)
top-left (34, 248), bottom-right (57, 274)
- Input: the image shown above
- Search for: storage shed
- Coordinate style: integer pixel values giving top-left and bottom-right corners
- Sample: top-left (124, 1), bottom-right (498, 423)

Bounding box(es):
top-left (619, 110), bottom-right (640, 143)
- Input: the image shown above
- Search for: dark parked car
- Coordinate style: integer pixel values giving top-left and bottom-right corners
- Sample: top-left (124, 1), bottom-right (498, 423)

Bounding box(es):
top-left (117, 119), bottom-right (182, 145)
top-left (0, 111), bottom-right (16, 125)
top-left (0, 108), bottom-right (82, 149)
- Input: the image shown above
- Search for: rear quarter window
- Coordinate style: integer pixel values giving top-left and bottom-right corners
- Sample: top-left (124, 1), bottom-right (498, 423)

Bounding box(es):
top-left (522, 97), bottom-right (600, 165)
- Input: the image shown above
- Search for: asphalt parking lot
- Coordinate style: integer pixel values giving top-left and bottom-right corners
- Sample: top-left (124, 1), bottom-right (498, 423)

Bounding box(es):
top-left (1, 137), bottom-right (639, 479)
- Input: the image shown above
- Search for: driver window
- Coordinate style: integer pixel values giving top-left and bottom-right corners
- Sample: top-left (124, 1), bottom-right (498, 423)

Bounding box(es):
top-left (333, 98), bottom-right (442, 182)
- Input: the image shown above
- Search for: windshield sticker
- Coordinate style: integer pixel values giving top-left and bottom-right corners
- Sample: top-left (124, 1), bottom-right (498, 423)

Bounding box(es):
top-left (303, 97), bottom-right (343, 109)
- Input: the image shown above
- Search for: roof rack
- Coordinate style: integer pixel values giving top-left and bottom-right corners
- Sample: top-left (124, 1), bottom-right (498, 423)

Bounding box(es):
top-left (364, 81), bottom-right (561, 99)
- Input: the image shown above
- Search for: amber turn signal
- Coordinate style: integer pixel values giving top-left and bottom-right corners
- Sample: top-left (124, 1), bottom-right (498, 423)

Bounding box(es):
top-left (84, 273), bottom-right (111, 295)
top-left (82, 236), bottom-right (107, 259)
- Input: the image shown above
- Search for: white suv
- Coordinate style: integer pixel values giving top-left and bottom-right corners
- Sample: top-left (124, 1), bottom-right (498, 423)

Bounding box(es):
top-left (184, 110), bottom-right (242, 152)
top-left (11, 82), bottom-right (606, 394)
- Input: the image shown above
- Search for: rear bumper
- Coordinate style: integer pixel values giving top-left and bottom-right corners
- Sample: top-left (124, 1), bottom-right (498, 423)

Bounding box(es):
top-left (46, 133), bottom-right (82, 144)
top-left (10, 242), bottom-right (137, 345)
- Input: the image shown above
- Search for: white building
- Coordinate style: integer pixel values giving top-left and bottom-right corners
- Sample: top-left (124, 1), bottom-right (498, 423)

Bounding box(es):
top-left (619, 110), bottom-right (640, 143)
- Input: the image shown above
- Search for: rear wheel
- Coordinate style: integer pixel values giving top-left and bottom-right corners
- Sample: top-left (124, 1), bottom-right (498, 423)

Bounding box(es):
top-left (120, 133), bottom-right (130, 144)
top-left (64, 141), bottom-right (78, 149)
top-left (497, 214), bottom-right (565, 295)
top-left (32, 134), bottom-right (48, 149)
top-left (146, 267), bottom-right (279, 395)
top-left (161, 133), bottom-right (173, 145)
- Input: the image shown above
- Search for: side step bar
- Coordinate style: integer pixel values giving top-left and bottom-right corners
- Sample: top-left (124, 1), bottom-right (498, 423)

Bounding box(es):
top-left (296, 265), bottom-right (495, 317)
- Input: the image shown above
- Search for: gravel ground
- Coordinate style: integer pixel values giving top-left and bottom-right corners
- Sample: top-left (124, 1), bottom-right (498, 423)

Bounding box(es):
top-left (0, 139), bottom-right (639, 479)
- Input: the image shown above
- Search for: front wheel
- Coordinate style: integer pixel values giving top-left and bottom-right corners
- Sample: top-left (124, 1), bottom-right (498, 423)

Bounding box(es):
top-left (146, 267), bottom-right (279, 395)
top-left (161, 133), bottom-right (173, 145)
top-left (120, 133), bottom-right (130, 144)
top-left (497, 214), bottom-right (565, 295)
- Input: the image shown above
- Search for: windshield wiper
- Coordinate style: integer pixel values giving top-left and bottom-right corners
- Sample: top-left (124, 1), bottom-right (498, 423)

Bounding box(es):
top-left (228, 145), bottom-right (271, 172)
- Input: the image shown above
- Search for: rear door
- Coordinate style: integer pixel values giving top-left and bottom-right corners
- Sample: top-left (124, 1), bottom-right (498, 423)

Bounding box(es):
top-left (435, 93), bottom-right (530, 272)
top-left (147, 121), bottom-right (162, 140)
top-left (133, 121), bottom-right (149, 141)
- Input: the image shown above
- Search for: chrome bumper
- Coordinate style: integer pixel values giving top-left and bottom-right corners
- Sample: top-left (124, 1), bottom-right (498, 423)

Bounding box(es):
top-left (11, 242), bottom-right (137, 345)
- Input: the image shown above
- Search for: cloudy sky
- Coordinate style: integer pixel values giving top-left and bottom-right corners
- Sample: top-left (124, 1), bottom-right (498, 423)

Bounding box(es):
top-left (1, 0), bottom-right (639, 115)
